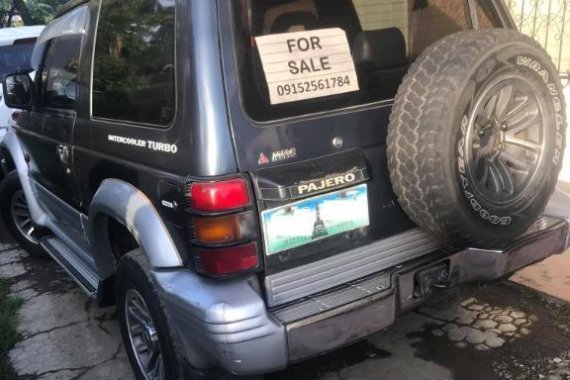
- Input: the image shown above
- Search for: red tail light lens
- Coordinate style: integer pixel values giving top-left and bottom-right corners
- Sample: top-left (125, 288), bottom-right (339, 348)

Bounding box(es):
top-left (188, 177), bottom-right (260, 277)
top-left (190, 178), bottom-right (250, 212)
top-left (198, 243), bottom-right (258, 275)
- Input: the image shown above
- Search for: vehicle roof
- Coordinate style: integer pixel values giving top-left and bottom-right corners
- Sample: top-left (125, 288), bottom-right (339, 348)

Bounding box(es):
top-left (0, 26), bottom-right (45, 46)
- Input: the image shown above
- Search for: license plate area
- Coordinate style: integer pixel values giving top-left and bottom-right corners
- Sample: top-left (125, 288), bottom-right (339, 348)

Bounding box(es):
top-left (261, 184), bottom-right (370, 255)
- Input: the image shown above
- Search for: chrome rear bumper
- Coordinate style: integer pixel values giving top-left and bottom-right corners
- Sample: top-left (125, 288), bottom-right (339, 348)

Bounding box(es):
top-left (155, 215), bottom-right (568, 375)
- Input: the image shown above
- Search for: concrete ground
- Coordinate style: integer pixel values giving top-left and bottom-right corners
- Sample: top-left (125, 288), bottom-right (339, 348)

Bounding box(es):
top-left (511, 252), bottom-right (570, 303)
top-left (0, 227), bottom-right (134, 380)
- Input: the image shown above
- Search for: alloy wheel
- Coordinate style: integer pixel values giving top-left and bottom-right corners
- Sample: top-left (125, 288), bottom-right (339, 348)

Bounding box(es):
top-left (125, 289), bottom-right (165, 380)
top-left (10, 189), bottom-right (39, 245)
top-left (464, 75), bottom-right (547, 205)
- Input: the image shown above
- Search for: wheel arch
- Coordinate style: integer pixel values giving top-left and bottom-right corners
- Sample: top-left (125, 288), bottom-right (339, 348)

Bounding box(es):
top-left (0, 130), bottom-right (49, 226)
top-left (88, 178), bottom-right (184, 280)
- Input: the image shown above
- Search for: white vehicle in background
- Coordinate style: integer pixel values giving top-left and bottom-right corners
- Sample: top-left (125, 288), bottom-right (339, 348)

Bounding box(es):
top-left (0, 25), bottom-right (44, 141)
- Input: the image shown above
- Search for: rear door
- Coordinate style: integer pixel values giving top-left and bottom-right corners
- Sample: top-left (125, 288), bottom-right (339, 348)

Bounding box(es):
top-left (220, 0), bottom-right (503, 272)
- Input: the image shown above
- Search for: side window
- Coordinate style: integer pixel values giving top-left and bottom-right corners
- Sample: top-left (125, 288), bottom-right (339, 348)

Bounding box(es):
top-left (92, 0), bottom-right (176, 127)
top-left (40, 35), bottom-right (82, 109)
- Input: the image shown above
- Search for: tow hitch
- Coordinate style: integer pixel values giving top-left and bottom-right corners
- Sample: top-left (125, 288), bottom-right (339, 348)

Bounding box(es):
top-left (414, 262), bottom-right (450, 298)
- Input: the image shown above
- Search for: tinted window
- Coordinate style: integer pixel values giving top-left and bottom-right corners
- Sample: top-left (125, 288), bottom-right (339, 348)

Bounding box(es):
top-left (39, 35), bottom-right (82, 109)
top-left (233, 0), bottom-right (472, 121)
top-left (0, 43), bottom-right (34, 77)
top-left (92, 0), bottom-right (176, 126)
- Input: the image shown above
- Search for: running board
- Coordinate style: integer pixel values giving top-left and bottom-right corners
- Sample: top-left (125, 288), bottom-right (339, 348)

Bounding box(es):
top-left (40, 236), bottom-right (100, 298)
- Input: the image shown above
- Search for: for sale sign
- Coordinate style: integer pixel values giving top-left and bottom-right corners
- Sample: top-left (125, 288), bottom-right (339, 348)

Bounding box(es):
top-left (255, 28), bottom-right (359, 105)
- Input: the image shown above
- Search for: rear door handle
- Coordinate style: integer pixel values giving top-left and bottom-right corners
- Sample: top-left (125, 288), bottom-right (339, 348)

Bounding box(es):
top-left (57, 144), bottom-right (70, 164)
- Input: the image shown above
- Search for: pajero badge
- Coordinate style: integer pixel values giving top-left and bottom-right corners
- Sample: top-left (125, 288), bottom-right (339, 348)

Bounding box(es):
top-left (292, 168), bottom-right (366, 197)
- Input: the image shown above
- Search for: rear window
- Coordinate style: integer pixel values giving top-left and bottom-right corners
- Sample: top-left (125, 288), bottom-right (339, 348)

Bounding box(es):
top-left (232, 0), bottom-right (478, 121)
top-left (0, 43), bottom-right (34, 77)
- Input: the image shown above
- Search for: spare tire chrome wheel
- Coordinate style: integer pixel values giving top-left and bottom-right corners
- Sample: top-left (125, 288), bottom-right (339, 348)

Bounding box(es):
top-left (464, 74), bottom-right (547, 205)
top-left (387, 29), bottom-right (567, 247)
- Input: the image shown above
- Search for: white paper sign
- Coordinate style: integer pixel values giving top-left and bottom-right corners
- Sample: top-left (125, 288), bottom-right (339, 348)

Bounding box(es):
top-left (255, 28), bottom-right (359, 105)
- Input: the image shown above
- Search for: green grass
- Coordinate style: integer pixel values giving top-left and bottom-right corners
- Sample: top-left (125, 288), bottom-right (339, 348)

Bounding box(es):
top-left (0, 278), bottom-right (22, 380)
top-left (554, 303), bottom-right (570, 326)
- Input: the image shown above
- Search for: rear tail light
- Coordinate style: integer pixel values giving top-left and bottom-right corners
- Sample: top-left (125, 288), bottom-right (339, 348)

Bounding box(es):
top-left (187, 177), bottom-right (261, 277)
top-left (193, 213), bottom-right (255, 244)
top-left (198, 243), bottom-right (258, 275)
top-left (190, 178), bottom-right (250, 212)
top-left (194, 215), bottom-right (241, 243)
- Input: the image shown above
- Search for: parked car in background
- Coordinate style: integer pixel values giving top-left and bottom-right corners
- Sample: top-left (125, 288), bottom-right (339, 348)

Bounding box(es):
top-left (0, 25), bottom-right (44, 141)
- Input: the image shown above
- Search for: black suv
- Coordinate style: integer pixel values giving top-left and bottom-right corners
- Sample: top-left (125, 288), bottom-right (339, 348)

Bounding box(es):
top-left (1, 0), bottom-right (568, 378)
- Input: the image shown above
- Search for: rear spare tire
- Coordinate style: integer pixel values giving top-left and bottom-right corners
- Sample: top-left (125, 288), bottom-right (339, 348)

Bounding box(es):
top-left (387, 29), bottom-right (567, 247)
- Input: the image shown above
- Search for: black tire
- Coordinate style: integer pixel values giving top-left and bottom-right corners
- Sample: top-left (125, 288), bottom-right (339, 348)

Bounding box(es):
top-left (0, 171), bottom-right (49, 258)
top-left (117, 249), bottom-right (186, 380)
top-left (387, 29), bottom-right (566, 247)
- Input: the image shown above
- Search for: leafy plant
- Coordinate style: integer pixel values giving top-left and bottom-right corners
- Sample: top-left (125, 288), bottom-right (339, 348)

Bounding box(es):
top-left (1, 0), bottom-right (68, 27)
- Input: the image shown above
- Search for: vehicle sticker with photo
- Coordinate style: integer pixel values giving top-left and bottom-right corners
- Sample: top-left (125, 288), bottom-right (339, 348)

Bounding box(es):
top-left (262, 184), bottom-right (369, 255)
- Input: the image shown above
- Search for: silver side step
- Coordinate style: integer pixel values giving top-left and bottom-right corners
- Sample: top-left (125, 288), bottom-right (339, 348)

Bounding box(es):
top-left (41, 236), bottom-right (100, 298)
top-left (264, 228), bottom-right (444, 307)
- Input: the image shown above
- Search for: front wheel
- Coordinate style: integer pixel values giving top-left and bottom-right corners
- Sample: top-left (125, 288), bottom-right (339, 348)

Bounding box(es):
top-left (0, 171), bottom-right (48, 258)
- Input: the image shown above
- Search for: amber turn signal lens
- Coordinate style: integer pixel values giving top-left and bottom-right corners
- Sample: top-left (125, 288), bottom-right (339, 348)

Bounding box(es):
top-left (194, 215), bottom-right (241, 244)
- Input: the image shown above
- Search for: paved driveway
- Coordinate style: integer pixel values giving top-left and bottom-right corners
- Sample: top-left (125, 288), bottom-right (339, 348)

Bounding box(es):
top-left (0, 230), bottom-right (134, 380)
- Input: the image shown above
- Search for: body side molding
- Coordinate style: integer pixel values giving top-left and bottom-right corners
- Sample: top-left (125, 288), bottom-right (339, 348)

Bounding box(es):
top-left (88, 178), bottom-right (183, 277)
